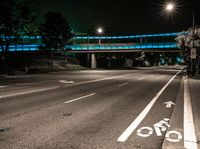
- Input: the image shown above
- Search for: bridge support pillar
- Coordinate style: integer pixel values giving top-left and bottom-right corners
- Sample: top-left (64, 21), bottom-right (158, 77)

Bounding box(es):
top-left (91, 53), bottom-right (96, 69)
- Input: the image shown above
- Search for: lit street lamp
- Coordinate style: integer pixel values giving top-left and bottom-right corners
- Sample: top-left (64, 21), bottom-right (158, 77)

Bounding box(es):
top-left (166, 3), bottom-right (174, 11)
top-left (97, 27), bottom-right (103, 34)
top-left (97, 27), bottom-right (103, 45)
top-left (165, 3), bottom-right (197, 75)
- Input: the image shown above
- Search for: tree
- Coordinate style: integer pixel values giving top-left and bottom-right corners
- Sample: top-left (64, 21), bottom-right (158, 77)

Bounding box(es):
top-left (0, 0), bottom-right (39, 72)
top-left (176, 28), bottom-right (200, 74)
top-left (40, 11), bottom-right (73, 70)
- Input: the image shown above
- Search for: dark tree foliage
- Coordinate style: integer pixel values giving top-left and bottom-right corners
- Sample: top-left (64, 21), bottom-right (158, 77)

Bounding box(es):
top-left (0, 0), bottom-right (39, 73)
top-left (0, 0), bottom-right (18, 53)
top-left (40, 11), bottom-right (73, 70)
top-left (0, 0), bottom-right (39, 53)
top-left (41, 11), bottom-right (73, 51)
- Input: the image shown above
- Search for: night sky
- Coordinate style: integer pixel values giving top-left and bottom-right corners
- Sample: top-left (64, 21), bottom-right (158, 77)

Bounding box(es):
top-left (32, 0), bottom-right (200, 35)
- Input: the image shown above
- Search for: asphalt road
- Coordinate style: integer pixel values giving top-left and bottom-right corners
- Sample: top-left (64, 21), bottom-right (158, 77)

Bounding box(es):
top-left (0, 66), bottom-right (199, 149)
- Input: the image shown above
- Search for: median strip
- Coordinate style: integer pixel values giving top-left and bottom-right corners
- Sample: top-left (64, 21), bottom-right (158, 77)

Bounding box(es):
top-left (64, 93), bottom-right (96, 104)
top-left (117, 69), bottom-right (182, 142)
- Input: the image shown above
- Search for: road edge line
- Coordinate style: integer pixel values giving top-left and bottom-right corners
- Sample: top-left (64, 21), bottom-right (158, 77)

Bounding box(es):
top-left (184, 77), bottom-right (198, 149)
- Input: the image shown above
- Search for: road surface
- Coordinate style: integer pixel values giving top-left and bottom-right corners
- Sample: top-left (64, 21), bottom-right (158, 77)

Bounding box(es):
top-left (0, 66), bottom-right (199, 149)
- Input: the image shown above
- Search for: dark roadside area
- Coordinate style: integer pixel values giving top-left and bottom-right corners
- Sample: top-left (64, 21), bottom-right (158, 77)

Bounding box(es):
top-left (0, 51), bottom-right (88, 77)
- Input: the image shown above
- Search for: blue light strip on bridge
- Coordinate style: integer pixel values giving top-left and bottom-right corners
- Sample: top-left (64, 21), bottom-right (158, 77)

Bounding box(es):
top-left (0, 32), bottom-right (185, 40)
top-left (69, 42), bottom-right (177, 50)
top-left (1, 42), bottom-right (178, 51)
top-left (74, 32), bottom-right (179, 40)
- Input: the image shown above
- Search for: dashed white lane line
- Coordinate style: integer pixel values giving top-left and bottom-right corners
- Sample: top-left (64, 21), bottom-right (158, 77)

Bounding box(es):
top-left (137, 76), bottom-right (147, 80)
top-left (0, 86), bottom-right (59, 99)
top-left (118, 83), bottom-right (129, 87)
top-left (184, 78), bottom-right (198, 149)
top-left (64, 93), bottom-right (96, 104)
top-left (59, 80), bottom-right (74, 84)
top-left (117, 69), bottom-right (182, 142)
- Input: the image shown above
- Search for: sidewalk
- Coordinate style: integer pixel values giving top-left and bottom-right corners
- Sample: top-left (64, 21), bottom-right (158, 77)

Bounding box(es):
top-left (162, 75), bottom-right (200, 149)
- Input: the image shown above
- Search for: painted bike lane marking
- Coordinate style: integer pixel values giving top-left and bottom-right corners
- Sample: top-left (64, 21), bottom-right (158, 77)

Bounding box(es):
top-left (117, 70), bottom-right (182, 142)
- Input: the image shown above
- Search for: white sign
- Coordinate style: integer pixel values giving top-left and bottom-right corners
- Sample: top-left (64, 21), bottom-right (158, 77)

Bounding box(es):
top-left (191, 48), bottom-right (196, 59)
top-left (163, 101), bottom-right (175, 108)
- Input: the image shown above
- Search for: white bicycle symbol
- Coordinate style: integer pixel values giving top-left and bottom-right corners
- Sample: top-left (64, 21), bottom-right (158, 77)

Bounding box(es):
top-left (137, 118), bottom-right (182, 142)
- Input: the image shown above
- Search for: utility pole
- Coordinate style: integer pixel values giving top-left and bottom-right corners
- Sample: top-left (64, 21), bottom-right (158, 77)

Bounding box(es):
top-left (190, 11), bottom-right (196, 75)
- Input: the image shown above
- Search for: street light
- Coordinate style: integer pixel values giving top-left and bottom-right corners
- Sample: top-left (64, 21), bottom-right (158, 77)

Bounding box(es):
top-left (165, 3), bottom-right (197, 75)
top-left (97, 27), bottom-right (103, 34)
top-left (97, 27), bottom-right (103, 45)
top-left (166, 3), bottom-right (174, 11)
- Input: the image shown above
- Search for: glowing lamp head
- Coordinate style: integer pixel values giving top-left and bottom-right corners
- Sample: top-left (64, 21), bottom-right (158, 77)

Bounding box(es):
top-left (97, 27), bottom-right (103, 34)
top-left (166, 3), bottom-right (174, 11)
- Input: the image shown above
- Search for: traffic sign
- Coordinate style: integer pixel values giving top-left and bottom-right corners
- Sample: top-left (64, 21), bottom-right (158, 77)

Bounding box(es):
top-left (191, 48), bottom-right (196, 59)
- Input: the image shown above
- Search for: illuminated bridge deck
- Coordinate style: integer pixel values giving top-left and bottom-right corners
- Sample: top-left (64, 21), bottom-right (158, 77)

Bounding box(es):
top-left (4, 42), bottom-right (179, 52)
top-left (0, 32), bottom-right (184, 52)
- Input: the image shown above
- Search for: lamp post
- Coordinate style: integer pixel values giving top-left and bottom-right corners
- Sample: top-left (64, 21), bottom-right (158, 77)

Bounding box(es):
top-left (165, 3), bottom-right (196, 75)
top-left (97, 27), bottom-right (103, 45)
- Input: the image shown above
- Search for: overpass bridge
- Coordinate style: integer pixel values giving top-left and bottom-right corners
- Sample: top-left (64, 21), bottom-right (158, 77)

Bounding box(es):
top-left (1, 32), bottom-right (183, 68)
top-left (1, 32), bottom-right (181, 52)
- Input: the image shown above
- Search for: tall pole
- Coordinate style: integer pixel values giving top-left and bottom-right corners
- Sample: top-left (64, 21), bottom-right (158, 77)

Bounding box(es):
top-left (191, 10), bottom-right (196, 75)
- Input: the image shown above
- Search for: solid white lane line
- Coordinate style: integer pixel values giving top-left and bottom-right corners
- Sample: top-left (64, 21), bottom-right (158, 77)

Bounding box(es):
top-left (0, 86), bottom-right (6, 88)
top-left (118, 83), bottom-right (129, 87)
top-left (0, 86), bottom-right (59, 99)
top-left (117, 69), bottom-right (182, 142)
top-left (64, 73), bottom-right (136, 88)
top-left (0, 73), bottom-right (136, 99)
top-left (64, 93), bottom-right (96, 104)
top-left (184, 78), bottom-right (198, 149)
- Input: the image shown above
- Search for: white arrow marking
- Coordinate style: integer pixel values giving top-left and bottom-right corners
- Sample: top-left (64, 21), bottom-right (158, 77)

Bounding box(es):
top-left (163, 101), bottom-right (175, 108)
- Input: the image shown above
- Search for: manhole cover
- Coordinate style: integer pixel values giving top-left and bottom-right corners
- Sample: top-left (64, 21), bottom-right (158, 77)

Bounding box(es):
top-left (63, 113), bottom-right (72, 117)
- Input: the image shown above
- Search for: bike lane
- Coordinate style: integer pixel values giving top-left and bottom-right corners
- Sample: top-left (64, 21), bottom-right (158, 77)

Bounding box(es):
top-left (117, 72), bottom-right (183, 148)
top-left (163, 76), bottom-right (199, 149)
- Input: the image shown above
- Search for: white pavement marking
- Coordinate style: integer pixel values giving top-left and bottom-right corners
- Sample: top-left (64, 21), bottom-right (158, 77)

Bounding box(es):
top-left (117, 70), bottom-right (182, 142)
top-left (64, 93), bottom-right (96, 104)
top-left (0, 86), bottom-right (6, 88)
top-left (118, 83), bottom-right (128, 87)
top-left (0, 86), bottom-right (59, 99)
top-left (184, 78), bottom-right (198, 149)
top-left (137, 76), bottom-right (147, 80)
top-left (163, 101), bottom-right (175, 108)
top-left (64, 73), bottom-right (135, 88)
top-left (59, 80), bottom-right (74, 84)
top-left (0, 73), bottom-right (135, 99)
